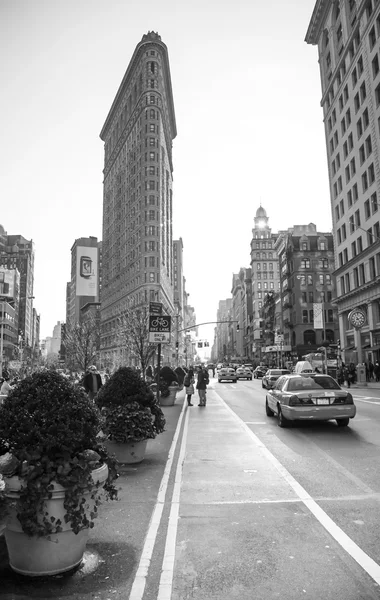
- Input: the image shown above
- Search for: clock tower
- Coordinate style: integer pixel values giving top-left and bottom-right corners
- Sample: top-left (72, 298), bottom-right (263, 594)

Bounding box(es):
top-left (249, 206), bottom-right (280, 362)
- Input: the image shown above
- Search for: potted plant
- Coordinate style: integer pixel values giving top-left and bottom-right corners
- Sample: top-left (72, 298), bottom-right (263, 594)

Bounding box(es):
top-left (174, 366), bottom-right (186, 390)
top-left (0, 370), bottom-right (118, 577)
top-left (158, 366), bottom-right (179, 406)
top-left (95, 366), bottom-right (166, 464)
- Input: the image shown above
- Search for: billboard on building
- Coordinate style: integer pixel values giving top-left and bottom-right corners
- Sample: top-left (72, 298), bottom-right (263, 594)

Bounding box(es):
top-left (76, 246), bottom-right (98, 297)
top-left (0, 268), bottom-right (18, 299)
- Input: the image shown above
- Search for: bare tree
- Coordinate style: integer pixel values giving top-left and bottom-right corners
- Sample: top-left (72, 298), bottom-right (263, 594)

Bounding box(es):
top-left (64, 317), bottom-right (99, 372)
top-left (116, 302), bottom-right (157, 377)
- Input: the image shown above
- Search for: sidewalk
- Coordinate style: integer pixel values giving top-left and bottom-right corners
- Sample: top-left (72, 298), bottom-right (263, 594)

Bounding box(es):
top-left (345, 381), bottom-right (380, 390)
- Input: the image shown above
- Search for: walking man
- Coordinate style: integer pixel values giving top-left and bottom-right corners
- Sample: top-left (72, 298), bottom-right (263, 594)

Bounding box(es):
top-left (196, 365), bottom-right (209, 407)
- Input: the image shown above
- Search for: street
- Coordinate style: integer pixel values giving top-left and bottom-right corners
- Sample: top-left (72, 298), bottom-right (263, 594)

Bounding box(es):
top-left (1, 377), bottom-right (380, 599)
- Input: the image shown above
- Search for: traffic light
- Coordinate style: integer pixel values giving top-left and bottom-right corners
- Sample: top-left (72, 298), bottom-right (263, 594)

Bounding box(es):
top-left (175, 341), bottom-right (179, 349)
top-left (236, 324), bottom-right (240, 331)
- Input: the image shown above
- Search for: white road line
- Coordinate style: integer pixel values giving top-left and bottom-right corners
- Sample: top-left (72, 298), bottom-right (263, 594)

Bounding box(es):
top-left (354, 398), bottom-right (380, 405)
top-left (128, 401), bottom-right (187, 600)
top-left (218, 391), bottom-right (380, 586)
top-left (157, 403), bottom-right (190, 600)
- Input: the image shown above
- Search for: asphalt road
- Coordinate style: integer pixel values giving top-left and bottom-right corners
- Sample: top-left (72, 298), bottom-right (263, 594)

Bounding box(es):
top-left (1, 378), bottom-right (380, 599)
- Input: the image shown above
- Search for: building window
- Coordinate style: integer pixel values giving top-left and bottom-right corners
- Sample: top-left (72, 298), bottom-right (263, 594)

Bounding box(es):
top-left (369, 163), bottom-right (375, 184)
top-left (363, 108), bottom-right (369, 129)
top-left (307, 275), bottom-right (313, 285)
top-left (371, 192), bottom-right (378, 213)
top-left (365, 199), bottom-right (371, 219)
top-left (369, 26), bottom-right (376, 49)
top-left (366, 135), bottom-right (373, 156)
top-left (372, 54), bottom-right (380, 78)
top-left (301, 259), bottom-right (310, 268)
top-left (359, 263), bottom-right (365, 284)
top-left (302, 310), bottom-right (309, 324)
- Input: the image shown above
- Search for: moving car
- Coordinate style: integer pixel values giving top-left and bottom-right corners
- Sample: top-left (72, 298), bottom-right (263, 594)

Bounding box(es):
top-left (253, 366), bottom-right (268, 379)
top-left (262, 369), bottom-right (290, 389)
top-left (218, 367), bottom-right (237, 383)
top-left (265, 373), bottom-right (356, 428)
top-left (235, 366), bottom-right (252, 380)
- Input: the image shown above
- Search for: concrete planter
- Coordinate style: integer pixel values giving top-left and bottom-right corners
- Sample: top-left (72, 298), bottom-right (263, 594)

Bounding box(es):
top-left (4, 464), bottom-right (108, 576)
top-left (160, 386), bottom-right (178, 406)
top-left (105, 439), bottom-right (148, 464)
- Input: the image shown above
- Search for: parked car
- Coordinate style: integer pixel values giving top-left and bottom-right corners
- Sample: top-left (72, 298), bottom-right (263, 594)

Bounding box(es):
top-left (235, 367), bottom-right (252, 380)
top-left (265, 373), bottom-right (356, 428)
top-left (262, 369), bottom-right (290, 389)
top-left (253, 366), bottom-right (268, 379)
top-left (218, 367), bottom-right (237, 383)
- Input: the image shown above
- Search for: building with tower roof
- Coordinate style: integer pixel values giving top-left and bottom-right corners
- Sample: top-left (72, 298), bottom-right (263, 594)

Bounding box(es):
top-left (249, 206), bottom-right (280, 362)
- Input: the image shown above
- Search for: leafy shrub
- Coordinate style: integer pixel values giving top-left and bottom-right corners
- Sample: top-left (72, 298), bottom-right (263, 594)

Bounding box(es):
top-left (96, 367), bottom-right (166, 442)
top-left (0, 370), bottom-right (118, 538)
top-left (159, 366), bottom-right (178, 386)
top-left (174, 366), bottom-right (186, 386)
top-left (96, 366), bottom-right (154, 407)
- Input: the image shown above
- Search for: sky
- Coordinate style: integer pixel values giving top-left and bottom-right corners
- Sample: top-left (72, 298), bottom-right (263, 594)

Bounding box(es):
top-left (1, 0), bottom-right (332, 343)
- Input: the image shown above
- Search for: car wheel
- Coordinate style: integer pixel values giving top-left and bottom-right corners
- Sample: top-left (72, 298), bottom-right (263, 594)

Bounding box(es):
top-left (336, 418), bottom-right (349, 427)
top-left (218, 379), bottom-right (221, 383)
top-left (249, 377), bottom-right (252, 381)
top-left (278, 406), bottom-right (289, 428)
top-left (265, 398), bottom-right (274, 417)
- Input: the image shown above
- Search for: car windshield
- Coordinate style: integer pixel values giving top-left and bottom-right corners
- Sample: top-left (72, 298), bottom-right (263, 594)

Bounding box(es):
top-left (270, 370), bottom-right (284, 376)
top-left (287, 376), bottom-right (341, 391)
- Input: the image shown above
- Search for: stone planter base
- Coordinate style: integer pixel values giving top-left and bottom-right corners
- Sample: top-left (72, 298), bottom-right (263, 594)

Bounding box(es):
top-left (105, 439), bottom-right (148, 464)
top-left (4, 464), bottom-right (108, 576)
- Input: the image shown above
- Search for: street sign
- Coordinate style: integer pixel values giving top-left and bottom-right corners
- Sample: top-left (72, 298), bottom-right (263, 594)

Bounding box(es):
top-left (149, 301), bottom-right (163, 315)
top-left (149, 315), bottom-right (171, 344)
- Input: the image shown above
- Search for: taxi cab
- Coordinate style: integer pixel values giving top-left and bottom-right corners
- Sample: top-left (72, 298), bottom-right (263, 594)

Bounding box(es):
top-left (265, 373), bottom-right (356, 428)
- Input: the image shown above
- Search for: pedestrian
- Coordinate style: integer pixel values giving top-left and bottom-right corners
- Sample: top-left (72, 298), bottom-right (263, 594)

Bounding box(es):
top-left (374, 361), bottom-right (380, 382)
top-left (196, 365), bottom-right (209, 407)
top-left (342, 364), bottom-right (350, 388)
top-left (83, 365), bottom-right (103, 401)
top-left (369, 360), bottom-right (374, 380)
top-left (365, 362), bottom-right (370, 382)
top-left (184, 368), bottom-right (195, 406)
top-left (0, 374), bottom-right (13, 396)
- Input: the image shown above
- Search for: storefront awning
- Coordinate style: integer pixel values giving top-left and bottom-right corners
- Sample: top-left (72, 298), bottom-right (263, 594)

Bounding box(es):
top-left (362, 344), bottom-right (371, 349)
top-left (370, 345), bottom-right (380, 351)
top-left (344, 345), bottom-right (356, 351)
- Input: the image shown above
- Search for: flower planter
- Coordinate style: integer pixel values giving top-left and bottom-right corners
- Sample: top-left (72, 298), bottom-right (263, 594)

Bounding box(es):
top-left (160, 386), bottom-right (178, 406)
top-left (3, 464), bottom-right (108, 577)
top-left (105, 439), bottom-right (148, 464)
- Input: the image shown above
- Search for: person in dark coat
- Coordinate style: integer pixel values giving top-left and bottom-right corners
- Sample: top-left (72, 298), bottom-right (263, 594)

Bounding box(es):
top-left (196, 366), bottom-right (209, 407)
top-left (83, 365), bottom-right (103, 401)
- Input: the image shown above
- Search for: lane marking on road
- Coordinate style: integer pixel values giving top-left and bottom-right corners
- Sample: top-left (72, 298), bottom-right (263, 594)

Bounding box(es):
top-left (129, 400), bottom-right (188, 600)
top-left (218, 391), bottom-right (380, 586)
top-left (354, 397), bottom-right (380, 405)
top-left (158, 400), bottom-right (190, 600)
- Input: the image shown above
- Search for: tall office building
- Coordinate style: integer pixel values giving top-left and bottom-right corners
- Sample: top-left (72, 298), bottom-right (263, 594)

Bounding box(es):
top-left (306, 1), bottom-right (380, 365)
top-left (99, 32), bottom-right (177, 366)
top-left (0, 226), bottom-right (35, 347)
top-left (66, 236), bottom-right (102, 328)
top-left (249, 207), bottom-right (280, 362)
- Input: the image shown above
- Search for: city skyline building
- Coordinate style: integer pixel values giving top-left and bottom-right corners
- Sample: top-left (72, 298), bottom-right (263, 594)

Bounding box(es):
top-left (250, 206), bottom-right (280, 363)
top-left (99, 31), bottom-right (177, 367)
top-left (0, 225), bottom-right (36, 350)
top-left (66, 236), bottom-right (102, 329)
top-left (306, 0), bottom-right (380, 365)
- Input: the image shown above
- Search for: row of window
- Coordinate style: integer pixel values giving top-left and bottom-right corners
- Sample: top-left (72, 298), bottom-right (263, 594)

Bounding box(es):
top-left (340, 253), bottom-right (380, 294)
top-left (300, 291), bottom-right (333, 303)
top-left (302, 309), bottom-right (335, 324)
top-left (297, 274), bottom-right (332, 285)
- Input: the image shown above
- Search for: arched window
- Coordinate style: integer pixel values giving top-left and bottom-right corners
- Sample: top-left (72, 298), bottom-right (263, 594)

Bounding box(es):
top-left (325, 329), bottom-right (335, 343)
top-left (304, 330), bottom-right (316, 345)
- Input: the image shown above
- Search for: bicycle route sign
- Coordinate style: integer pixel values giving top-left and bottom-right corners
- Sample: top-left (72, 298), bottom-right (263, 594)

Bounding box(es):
top-left (149, 315), bottom-right (172, 343)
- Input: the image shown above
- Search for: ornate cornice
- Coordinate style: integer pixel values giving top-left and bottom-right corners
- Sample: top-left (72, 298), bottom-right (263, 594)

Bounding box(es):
top-left (305, 0), bottom-right (331, 45)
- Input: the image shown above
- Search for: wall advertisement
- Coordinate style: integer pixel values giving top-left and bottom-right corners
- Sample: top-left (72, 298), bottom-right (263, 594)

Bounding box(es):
top-left (76, 246), bottom-right (98, 297)
top-left (0, 268), bottom-right (17, 299)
